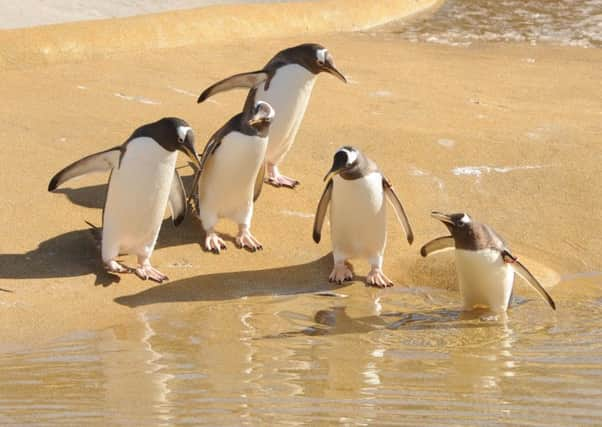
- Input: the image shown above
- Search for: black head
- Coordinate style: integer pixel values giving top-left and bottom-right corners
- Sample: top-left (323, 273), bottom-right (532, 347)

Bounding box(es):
top-left (248, 101), bottom-right (275, 130)
top-left (324, 146), bottom-right (361, 181)
top-left (240, 99), bottom-right (275, 138)
top-left (431, 211), bottom-right (474, 234)
top-left (431, 211), bottom-right (502, 251)
top-left (277, 43), bottom-right (347, 83)
top-left (131, 117), bottom-right (201, 168)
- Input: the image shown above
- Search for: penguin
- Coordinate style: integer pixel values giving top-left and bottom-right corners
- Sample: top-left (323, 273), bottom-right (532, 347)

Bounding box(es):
top-left (197, 43), bottom-right (346, 189)
top-left (420, 211), bottom-right (556, 312)
top-left (48, 117), bottom-right (201, 283)
top-left (189, 97), bottom-right (275, 253)
top-left (313, 146), bottom-right (414, 288)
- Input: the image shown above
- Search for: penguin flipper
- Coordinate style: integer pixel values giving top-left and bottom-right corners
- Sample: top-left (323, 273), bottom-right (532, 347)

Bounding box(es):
top-left (382, 177), bottom-right (414, 245)
top-left (313, 179), bottom-right (333, 244)
top-left (420, 236), bottom-right (455, 257)
top-left (509, 255), bottom-right (556, 310)
top-left (48, 147), bottom-right (121, 191)
top-left (253, 163), bottom-right (265, 202)
top-left (169, 170), bottom-right (187, 226)
top-left (197, 70), bottom-right (269, 103)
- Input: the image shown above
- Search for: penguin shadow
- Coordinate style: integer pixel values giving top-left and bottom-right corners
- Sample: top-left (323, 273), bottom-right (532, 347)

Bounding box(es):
top-left (114, 254), bottom-right (346, 306)
top-left (0, 173), bottom-right (208, 287)
top-left (0, 215), bottom-right (210, 287)
top-left (0, 228), bottom-right (118, 287)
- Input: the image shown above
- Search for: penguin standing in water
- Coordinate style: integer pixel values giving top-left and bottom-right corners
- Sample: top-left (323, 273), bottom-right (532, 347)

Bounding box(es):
top-left (48, 118), bottom-right (200, 283)
top-left (313, 147), bottom-right (414, 287)
top-left (190, 97), bottom-right (275, 253)
top-left (197, 43), bottom-right (346, 188)
top-left (420, 211), bottom-right (556, 312)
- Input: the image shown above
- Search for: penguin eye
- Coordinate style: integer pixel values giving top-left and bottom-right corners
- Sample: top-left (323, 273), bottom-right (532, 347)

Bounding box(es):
top-left (178, 137), bottom-right (184, 143)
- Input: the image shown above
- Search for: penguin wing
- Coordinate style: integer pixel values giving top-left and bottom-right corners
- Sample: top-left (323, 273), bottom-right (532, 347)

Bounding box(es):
top-left (506, 252), bottom-right (556, 310)
top-left (253, 164), bottom-right (265, 202)
top-left (168, 170), bottom-right (187, 226)
top-left (420, 236), bottom-right (455, 257)
top-left (197, 70), bottom-right (269, 103)
top-left (313, 179), bottom-right (333, 244)
top-left (48, 147), bottom-right (121, 191)
top-left (382, 177), bottom-right (414, 245)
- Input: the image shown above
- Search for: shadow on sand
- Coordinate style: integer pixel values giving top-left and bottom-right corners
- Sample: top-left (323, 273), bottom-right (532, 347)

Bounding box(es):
top-left (114, 254), bottom-right (344, 306)
top-left (0, 218), bottom-right (203, 287)
top-left (0, 175), bottom-right (204, 286)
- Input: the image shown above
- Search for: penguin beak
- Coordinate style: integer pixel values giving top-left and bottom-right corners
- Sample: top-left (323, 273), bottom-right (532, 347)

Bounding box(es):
top-left (248, 116), bottom-right (271, 126)
top-left (323, 153), bottom-right (347, 181)
top-left (431, 211), bottom-right (454, 225)
top-left (182, 139), bottom-right (202, 169)
top-left (323, 60), bottom-right (347, 83)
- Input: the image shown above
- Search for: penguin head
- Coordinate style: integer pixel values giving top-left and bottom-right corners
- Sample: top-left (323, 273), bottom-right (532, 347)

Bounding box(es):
top-left (247, 101), bottom-right (275, 130)
top-left (285, 43), bottom-right (347, 83)
top-left (431, 211), bottom-right (475, 239)
top-left (324, 146), bottom-right (359, 181)
top-left (163, 117), bottom-right (201, 168)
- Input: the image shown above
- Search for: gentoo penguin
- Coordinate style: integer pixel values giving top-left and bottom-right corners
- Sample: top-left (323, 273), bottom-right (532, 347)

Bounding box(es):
top-left (420, 211), bottom-right (556, 312)
top-left (197, 43), bottom-right (346, 188)
top-left (189, 98), bottom-right (275, 253)
top-left (313, 146), bottom-right (414, 288)
top-left (48, 118), bottom-right (200, 283)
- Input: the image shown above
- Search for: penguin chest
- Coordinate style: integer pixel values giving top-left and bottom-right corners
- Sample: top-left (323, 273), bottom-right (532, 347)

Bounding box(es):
top-left (258, 65), bottom-right (316, 158)
top-left (455, 249), bottom-right (515, 312)
top-left (104, 138), bottom-right (177, 247)
top-left (198, 132), bottom-right (267, 216)
top-left (330, 173), bottom-right (386, 257)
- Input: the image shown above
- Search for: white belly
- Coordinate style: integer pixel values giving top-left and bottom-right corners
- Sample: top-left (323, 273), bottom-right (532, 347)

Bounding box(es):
top-left (329, 173), bottom-right (386, 259)
top-left (257, 64), bottom-right (316, 165)
top-left (455, 249), bottom-right (515, 312)
top-left (198, 131), bottom-right (267, 224)
top-left (103, 138), bottom-right (177, 255)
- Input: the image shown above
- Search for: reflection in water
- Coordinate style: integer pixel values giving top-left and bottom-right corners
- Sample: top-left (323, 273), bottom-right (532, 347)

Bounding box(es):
top-left (0, 276), bottom-right (601, 424)
top-left (139, 311), bottom-right (174, 423)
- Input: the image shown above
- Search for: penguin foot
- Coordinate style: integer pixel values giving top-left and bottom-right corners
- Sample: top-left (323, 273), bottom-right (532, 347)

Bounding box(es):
top-left (205, 233), bottom-right (227, 254)
top-left (266, 174), bottom-right (300, 189)
top-left (135, 265), bottom-right (169, 283)
top-left (329, 263), bottom-right (353, 284)
top-left (236, 230), bottom-right (263, 252)
top-left (366, 268), bottom-right (394, 288)
top-left (105, 260), bottom-right (131, 274)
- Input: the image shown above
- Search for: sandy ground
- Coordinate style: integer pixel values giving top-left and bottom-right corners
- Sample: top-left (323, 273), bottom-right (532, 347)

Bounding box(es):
top-left (0, 4), bottom-right (600, 347)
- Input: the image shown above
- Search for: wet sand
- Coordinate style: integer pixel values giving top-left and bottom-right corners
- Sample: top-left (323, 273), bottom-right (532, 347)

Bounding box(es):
top-left (0, 1), bottom-right (601, 423)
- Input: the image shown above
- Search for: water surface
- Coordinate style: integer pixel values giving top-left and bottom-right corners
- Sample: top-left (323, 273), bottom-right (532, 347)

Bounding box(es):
top-left (383, 0), bottom-right (602, 47)
top-left (1, 274), bottom-right (601, 425)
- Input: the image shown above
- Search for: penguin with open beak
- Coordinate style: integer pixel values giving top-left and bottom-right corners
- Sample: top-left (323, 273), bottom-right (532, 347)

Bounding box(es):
top-left (420, 211), bottom-right (556, 312)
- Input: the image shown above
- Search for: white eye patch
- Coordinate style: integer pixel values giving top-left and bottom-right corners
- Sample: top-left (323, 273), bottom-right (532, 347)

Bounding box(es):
top-left (177, 126), bottom-right (191, 141)
top-left (460, 214), bottom-right (471, 224)
top-left (256, 101), bottom-right (275, 119)
top-left (316, 48), bottom-right (328, 63)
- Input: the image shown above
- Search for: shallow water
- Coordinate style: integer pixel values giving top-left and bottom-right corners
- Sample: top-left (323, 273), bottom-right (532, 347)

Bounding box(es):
top-left (383, 0), bottom-right (602, 48)
top-left (1, 274), bottom-right (601, 425)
